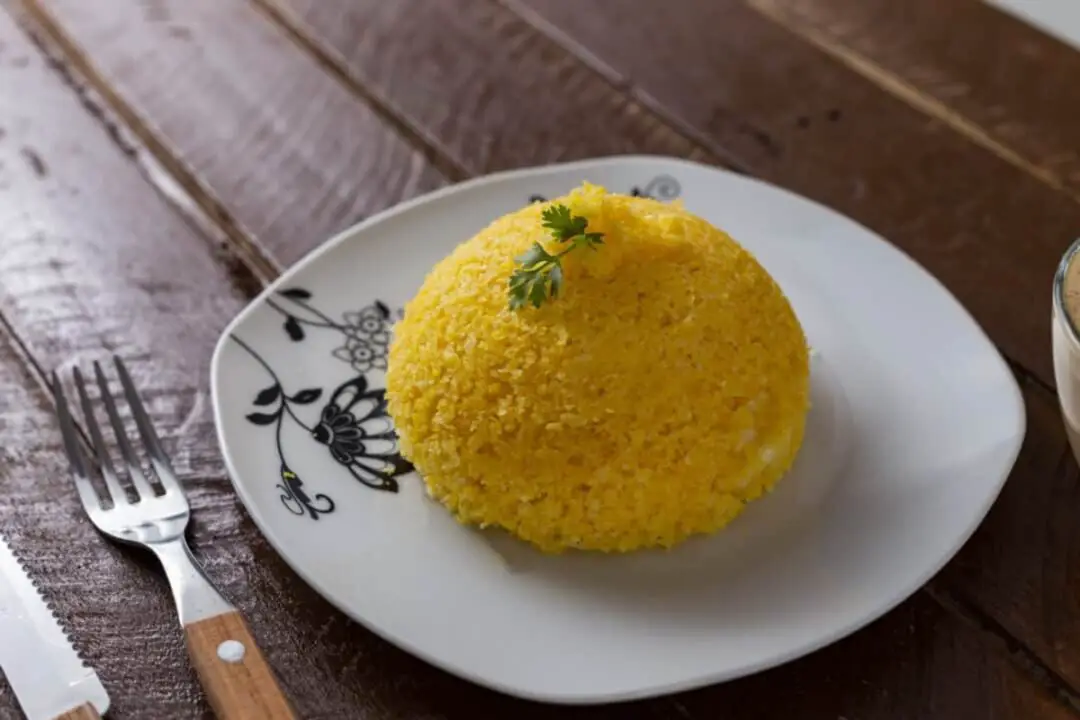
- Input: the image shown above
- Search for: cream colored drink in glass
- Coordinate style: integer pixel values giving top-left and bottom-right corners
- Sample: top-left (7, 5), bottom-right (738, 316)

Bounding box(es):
top-left (1052, 238), bottom-right (1080, 459)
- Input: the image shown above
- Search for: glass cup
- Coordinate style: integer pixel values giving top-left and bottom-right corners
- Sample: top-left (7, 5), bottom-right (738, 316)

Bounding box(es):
top-left (1053, 238), bottom-right (1080, 459)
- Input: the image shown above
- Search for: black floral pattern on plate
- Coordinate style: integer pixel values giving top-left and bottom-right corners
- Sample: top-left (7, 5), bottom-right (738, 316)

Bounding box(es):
top-left (312, 375), bottom-right (413, 491)
top-left (231, 289), bottom-right (412, 520)
top-left (231, 173), bottom-right (680, 520)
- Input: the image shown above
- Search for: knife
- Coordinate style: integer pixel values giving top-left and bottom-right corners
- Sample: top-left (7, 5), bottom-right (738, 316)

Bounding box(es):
top-left (0, 534), bottom-right (110, 719)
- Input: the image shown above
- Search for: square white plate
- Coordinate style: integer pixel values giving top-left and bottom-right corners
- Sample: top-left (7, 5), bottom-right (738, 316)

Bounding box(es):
top-left (986, 0), bottom-right (1080, 52)
top-left (211, 156), bottom-right (1025, 703)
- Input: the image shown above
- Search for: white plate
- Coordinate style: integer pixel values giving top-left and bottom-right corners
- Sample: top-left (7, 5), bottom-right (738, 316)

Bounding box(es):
top-left (210, 156), bottom-right (1025, 704)
top-left (986, 0), bottom-right (1080, 52)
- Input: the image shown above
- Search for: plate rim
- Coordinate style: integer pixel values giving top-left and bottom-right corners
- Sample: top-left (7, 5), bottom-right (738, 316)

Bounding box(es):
top-left (210, 154), bottom-right (1027, 704)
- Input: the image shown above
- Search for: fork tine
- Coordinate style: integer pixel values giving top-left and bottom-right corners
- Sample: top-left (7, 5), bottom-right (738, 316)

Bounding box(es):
top-left (113, 356), bottom-right (180, 493)
top-left (74, 367), bottom-right (129, 506)
top-left (52, 371), bottom-right (103, 512)
top-left (94, 361), bottom-right (157, 501)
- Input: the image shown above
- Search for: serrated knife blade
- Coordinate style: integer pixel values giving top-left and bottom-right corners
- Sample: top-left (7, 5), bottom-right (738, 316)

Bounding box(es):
top-left (0, 534), bottom-right (109, 719)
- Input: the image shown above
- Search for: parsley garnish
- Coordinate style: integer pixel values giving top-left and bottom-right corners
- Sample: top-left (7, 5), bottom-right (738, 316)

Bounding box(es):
top-left (508, 204), bottom-right (604, 310)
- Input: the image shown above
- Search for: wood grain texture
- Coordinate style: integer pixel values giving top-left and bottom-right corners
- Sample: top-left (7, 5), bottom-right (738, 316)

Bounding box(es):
top-left (748, 0), bottom-right (1080, 199)
top-left (1, 0), bottom-right (1079, 718)
top-left (0, 7), bottom-right (261, 717)
top-left (53, 704), bottom-right (100, 720)
top-left (0, 344), bottom-right (1074, 718)
top-left (939, 368), bottom-right (1080, 689)
top-left (231, 0), bottom-right (1080, 695)
top-left (0, 7), bottom-right (674, 719)
top-left (510, 0), bottom-right (1080, 696)
top-left (185, 611), bottom-right (296, 719)
top-left (21, 0), bottom-right (446, 269)
top-left (257, 0), bottom-right (712, 174)
top-left (23, 0), bottom-right (715, 259)
top-left (510, 0), bottom-right (1079, 387)
top-left (673, 588), bottom-right (1079, 720)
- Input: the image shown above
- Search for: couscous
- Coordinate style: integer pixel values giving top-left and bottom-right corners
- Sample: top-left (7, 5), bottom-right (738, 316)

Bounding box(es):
top-left (386, 183), bottom-right (809, 553)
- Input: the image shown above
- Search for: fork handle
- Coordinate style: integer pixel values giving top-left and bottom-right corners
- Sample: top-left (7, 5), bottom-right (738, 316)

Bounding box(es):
top-left (185, 610), bottom-right (297, 720)
top-left (53, 704), bottom-right (100, 720)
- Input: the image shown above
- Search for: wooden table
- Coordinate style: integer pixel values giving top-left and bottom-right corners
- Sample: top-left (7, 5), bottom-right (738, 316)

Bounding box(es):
top-left (0, 1), bottom-right (1077, 717)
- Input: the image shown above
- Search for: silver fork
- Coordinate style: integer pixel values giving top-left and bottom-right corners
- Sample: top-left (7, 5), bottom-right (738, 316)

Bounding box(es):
top-left (53, 357), bottom-right (296, 720)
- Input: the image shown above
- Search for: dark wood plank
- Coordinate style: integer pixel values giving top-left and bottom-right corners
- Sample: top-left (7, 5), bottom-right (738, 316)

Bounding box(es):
top-left (0, 7), bottom-right (674, 719)
top-left (672, 589), bottom-right (1079, 720)
top-left (748, 0), bottom-right (1080, 199)
top-left (20, 0), bottom-right (446, 269)
top-left (6, 0), bottom-right (1080, 717)
top-left (249, 0), bottom-right (1080, 702)
top-left (939, 368), bottom-right (1080, 688)
top-left (508, 0), bottom-right (1078, 388)
top-left (506, 0), bottom-right (1080, 697)
top-left (256, 0), bottom-right (711, 174)
top-left (0, 348), bottom-right (210, 720)
top-left (22, 0), bottom-right (709, 272)
top-left (0, 351), bottom-right (1073, 717)
top-left (221, 0), bottom-right (1080, 689)
top-left (0, 8), bottom-right (247, 717)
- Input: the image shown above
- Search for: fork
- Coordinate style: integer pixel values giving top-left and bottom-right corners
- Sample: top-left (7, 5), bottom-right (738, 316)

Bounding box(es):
top-left (53, 357), bottom-right (296, 720)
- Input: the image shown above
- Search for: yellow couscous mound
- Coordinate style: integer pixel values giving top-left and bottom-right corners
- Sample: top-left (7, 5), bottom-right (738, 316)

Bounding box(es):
top-left (386, 183), bottom-right (809, 553)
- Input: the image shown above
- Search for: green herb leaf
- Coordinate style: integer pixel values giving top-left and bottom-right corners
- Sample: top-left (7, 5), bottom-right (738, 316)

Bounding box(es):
top-left (508, 269), bottom-right (532, 310)
top-left (508, 203), bottom-right (605, 310)
top-left (516, 243), bottom-right (551, 269)
top-left (528, 276), bottom-right (548, 308)
top-left (549, 264), bottom-right (564, 299)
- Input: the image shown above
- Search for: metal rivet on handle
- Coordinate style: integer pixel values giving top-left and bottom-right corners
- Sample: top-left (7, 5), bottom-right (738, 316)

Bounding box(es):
top-left (217, 639), bottom-right (246, 663)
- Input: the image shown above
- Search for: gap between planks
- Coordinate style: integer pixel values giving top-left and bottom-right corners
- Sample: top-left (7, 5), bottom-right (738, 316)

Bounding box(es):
top-left (249, 0), bottom-right (471, 183)
top-left (927, 580), bottom-right (1080, 716)
top-left (12, 0), bottom-right (283, 284)
top-left (254, 0), bottom-right (741, 174)
top-left (494, 0), bottom-right (753, 174)
top-left (5, 0), bottom-right (1080, 713)
top-left (0, 2), bottom-right (283, 498)
top-left (744, 0), bottom-right (1080, 209)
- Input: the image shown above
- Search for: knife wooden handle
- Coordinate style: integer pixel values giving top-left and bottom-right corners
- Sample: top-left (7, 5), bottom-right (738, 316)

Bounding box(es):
top-left (184, 610), bottom-right (296, 720)
top-left (53, 704), bottom-right (100, 719)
